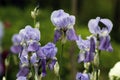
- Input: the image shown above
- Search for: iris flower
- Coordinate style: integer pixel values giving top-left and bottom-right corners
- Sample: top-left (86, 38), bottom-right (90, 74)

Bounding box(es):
top-left (51, 9), bottom-right (78, 43)
top-left (88, 17), bottom-right (113, 52)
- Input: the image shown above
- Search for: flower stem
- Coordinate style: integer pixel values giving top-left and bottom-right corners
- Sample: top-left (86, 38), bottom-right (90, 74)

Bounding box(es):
top-left (59, 43), bottom-right (64, 80)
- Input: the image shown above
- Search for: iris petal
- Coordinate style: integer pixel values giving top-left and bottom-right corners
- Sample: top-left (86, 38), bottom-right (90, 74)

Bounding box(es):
top-left (66, 29), bottom-right (78, 41)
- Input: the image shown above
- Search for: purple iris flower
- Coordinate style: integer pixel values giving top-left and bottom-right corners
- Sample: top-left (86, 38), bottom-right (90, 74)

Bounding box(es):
top-left (88, 17), bottom-right (113, 35)
top-left (76, 36), bottom-right (95, 63)
top-left (11, 34), bottom-right (23, 54)
top-left (88, 17), bottom-right (113, 52)
top-left (41, 59), bottom-right (46, 77)
top-left (19, 25), bottom-right (40, 41)
top-left (76, 72), bottom-right (90, 80)
top-left (40, 42), bottom-right (57, 59)
top-left (48, 59), bottom-right (57, 70)
top-left (11, 25), bottom-right (40, 56)
top-left (17, 76), bottom-right (27, 80)
top-left (27, 41), bottom-right (40, 52)
top-left (30, 53), bottom-right (39, 64)
top-left (99, 36), bottom-right (113, 52)
top-left (36, 42), bottom-right (57, 77)
top-left (17, 66), bottom-right (29, 78)
top-left (51, 9), bottom-right (78, 43)
top-left (20, 48), bottom-right (39, 65)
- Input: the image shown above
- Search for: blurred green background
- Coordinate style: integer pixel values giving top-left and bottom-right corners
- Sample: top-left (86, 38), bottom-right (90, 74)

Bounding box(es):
top-left (0, 0), bottom-right (120, 80)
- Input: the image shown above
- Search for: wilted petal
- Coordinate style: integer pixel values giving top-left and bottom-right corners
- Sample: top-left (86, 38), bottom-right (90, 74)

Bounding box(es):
top-left (54, 30), bottom-right (62, 43)
top-left (99, 36), bottom-right (113, 52)
top-left (76, 72), bottom-right (90, 80)
top-left (66, 29), bottom-right (78, 41)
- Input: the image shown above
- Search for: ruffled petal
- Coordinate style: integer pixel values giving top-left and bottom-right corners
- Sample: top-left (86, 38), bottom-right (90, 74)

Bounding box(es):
top-left (27, 41), bottom-right (40, 52)
top-left (37, 47), bottom-right (46, 59)
top-left (100, 19), bottom-right (113, 33)
top-left (51, 9), bottom-right (75, 28)
top-left (88, 17), bottom-right (100, 34)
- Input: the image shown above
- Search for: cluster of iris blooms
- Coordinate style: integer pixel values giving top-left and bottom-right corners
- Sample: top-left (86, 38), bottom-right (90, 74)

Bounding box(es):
top-left (10, 8), bottom-right (113, 80)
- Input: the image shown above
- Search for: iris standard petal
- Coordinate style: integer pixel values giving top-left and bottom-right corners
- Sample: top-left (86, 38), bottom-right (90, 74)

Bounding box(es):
top-left (100, 19), bottom-right (113, 33)
top-left (51, 9), bottom-right (75, 28)
top-left (51, 9), bottom-right (69, 28)
top-left (12, 34), bottom-right (22, 44)
top-left (88, 17), bottom-right (100, 34)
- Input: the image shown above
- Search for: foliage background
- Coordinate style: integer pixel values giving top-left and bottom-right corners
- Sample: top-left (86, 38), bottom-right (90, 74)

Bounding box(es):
top-left (0, 0), bottom-right (120, 80)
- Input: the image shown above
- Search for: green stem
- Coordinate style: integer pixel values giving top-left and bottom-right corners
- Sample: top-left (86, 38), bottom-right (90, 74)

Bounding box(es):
top-left (59, 43), bottom-right (64, 80)
top-left (34, 18), bottom-right (36, 27)
top-left (96, 50), bottom-right (101, 80)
